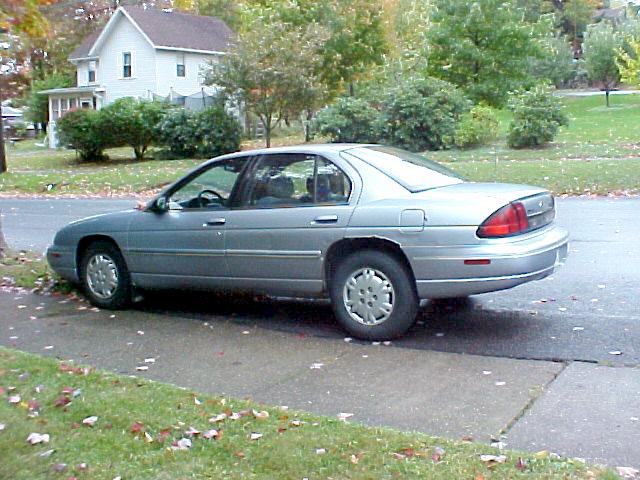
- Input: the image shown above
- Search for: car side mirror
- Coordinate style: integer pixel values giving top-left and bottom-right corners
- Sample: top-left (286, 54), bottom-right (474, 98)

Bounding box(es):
top-left (154, 197), bottom-right (169, 212)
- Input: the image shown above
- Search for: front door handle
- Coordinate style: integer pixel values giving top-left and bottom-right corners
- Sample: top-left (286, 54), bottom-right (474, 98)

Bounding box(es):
top-left (203, 218), bottom-right (226, 227)
top-left (313, 215), bottom-right (338, 224)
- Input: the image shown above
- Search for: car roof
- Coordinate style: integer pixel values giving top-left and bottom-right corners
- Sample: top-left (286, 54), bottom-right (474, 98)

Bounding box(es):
top-left (212, 143), bottom-right (377, 162)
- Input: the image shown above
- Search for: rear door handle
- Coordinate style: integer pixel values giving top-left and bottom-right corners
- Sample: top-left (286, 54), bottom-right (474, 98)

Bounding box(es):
top-left (203, 218), bottom-right (226, 227)
top-left (313, 215), bottom-right (338, 224)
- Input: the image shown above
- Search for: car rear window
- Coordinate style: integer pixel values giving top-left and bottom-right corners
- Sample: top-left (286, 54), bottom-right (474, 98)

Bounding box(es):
top-left (343, 145), bottom-right (464, 193)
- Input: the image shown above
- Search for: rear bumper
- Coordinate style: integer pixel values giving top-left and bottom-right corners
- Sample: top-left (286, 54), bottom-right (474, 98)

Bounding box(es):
top-left (46, 245), bottom-right (79, 283)
top-left (408, 225), bottom-right (569, 299)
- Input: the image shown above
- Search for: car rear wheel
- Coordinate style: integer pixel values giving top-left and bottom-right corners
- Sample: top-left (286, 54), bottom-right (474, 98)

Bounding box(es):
top-left (80, 241), bottom-right (131, 310)
top-left (329, 250), bottom-right (418, 340)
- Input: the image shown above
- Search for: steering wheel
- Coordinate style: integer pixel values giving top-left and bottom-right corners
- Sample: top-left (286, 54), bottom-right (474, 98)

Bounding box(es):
top-left (197, 189), bottom-right (225, 208)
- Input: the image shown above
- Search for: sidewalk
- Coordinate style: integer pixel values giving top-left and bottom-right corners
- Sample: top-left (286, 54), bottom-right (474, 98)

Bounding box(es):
top-left (1, 290), bottom-right (639, 469)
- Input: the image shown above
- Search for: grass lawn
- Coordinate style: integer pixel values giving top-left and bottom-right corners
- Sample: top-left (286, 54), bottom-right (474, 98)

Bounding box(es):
top-left (0, 347), bottom-right (614, 479)
top-left (1, 93), bottom-right (639, 196)
top-left (431, 94), bottom-right (640, 195)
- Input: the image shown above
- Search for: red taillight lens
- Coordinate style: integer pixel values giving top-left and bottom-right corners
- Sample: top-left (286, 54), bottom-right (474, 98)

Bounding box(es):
top-left (477, 202), bottom-right (529, 238)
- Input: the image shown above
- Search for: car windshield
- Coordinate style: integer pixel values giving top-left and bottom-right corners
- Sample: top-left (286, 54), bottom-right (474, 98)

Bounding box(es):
top-left (343, 145), bottom-right (465, 193)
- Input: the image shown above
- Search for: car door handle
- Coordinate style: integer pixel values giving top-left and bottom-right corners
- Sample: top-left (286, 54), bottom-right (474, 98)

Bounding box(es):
top-left (203, 218), bottom-right (226, 227)
top-left (313, 215), bottom-right (338, 224)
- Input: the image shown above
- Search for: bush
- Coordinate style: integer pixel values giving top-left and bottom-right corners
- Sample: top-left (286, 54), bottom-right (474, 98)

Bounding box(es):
top-left (195, 105), bottom-right (242, 158)
top-left (507, 86), bottom-right (569, 149)
top-left (377, 77), bottom-right (470, 152)
top-left (101, 98), bottom-right (170, 160)
top-left (313, 96), bottom-right (380, 143)
top-left (158, 104), bottom-right (241, 158)
top-left (57, 109), bottom-right (112, 162)
top-left (454, 105), bottom-right (499, 148)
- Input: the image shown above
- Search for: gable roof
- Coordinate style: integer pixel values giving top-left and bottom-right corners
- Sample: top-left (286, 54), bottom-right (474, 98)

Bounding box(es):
top-left (69, 6), bottom-right (233, 60)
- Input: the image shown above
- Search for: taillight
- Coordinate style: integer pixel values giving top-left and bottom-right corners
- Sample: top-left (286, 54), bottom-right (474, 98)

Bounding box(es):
top-left (477, 202), bottom-right (529, 238)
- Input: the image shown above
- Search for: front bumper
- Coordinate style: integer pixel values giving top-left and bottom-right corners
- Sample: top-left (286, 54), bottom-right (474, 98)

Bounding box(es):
top-left (46, 245), bottom-right (79, 283)
top-left (407, 225), bottom-right (569, 299)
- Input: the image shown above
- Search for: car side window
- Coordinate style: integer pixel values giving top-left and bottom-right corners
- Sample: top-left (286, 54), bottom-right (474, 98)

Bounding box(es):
top-left (168, 158), bottom-right (246, 210)
top-left (243, 154), bottom-right (352, 208)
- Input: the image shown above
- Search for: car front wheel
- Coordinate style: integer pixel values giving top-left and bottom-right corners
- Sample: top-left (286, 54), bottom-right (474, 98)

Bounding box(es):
top-left (80, 241), bottom-right (131, 309)
top-left (330, 250), bottom-right (418, 340)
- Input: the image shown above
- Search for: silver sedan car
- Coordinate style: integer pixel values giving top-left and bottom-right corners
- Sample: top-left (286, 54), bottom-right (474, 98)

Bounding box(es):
top-left (47, 144), bottom-right (568, 340)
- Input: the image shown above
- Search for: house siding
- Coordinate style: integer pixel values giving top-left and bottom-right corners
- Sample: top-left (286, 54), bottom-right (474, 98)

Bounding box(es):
top-left (96, 14), bottom-right (157, 102)
top-left (154, 50), bottom-right (219, 96)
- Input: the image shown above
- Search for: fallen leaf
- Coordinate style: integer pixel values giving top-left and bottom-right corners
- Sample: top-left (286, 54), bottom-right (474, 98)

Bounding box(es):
top-left (52, 463), bottom-right (67, 472)
top-left (310, 363), bottom-right (324, 369)
top-left (8, 395), bottom-right (21, 404)
top-left (249, 432), bottom-right (263, 440)
top-left (26, 432), bottom-right (50, 445)
top-left (53, 396), bottom-right (71, 408)
top-left (480, 454), bottom-right (507, 463)
top-left (609, 351), bottom-right (623, 356)
top-left (392, 452), bottom-right (406, 460)
top-left (203, 429), bottom-right (221, 440)
top-left (39, 449), bottom-right (55, 457)
top-left (209, 413), bottom-right (227, 423)
top-left (616, 467), bottom-right (640, 479)
top-left (82, 416), bottom-right (98, 427)
top-left (252, 409), bottom-right (269, 420)
top-left (185, 427), bottom-right (201, 437)
top-left (171, 438), bottom-right (192, 450)
top-left (144, 358), bottom-right (155, 364)
top-left (516, 457), bottom-right (527, 471)
top-left (337, 412), bottom-right (354, 421)
top-left (130, 421), bottom-right (145, 434)
top-left (316, 448), bottom-right (326, 455)
top-left (136, 366), bottom-right (149, 371)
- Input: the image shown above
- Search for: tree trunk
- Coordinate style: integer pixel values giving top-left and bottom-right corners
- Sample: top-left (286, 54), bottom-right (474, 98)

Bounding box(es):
top-left (606, 89), bottom-right (610, 108)
top-left (0, 101), bottom-right (7, 174)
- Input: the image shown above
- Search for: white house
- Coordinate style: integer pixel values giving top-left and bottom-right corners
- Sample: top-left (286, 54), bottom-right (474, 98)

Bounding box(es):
top-left (40, 5), bottom-right (233, 148)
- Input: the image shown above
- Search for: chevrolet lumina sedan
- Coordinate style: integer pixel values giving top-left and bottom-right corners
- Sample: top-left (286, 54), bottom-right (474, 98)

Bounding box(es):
top-left (47, 144), bottom-right (568, 340)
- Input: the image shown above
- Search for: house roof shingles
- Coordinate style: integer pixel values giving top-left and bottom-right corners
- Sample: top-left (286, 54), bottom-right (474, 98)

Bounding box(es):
top-left (69, 6), bottom-right (233, 60)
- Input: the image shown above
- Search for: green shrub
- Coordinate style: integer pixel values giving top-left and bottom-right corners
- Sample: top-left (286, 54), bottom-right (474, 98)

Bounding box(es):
top-left (313, 96), bottom-right (380, 143)
top-left (507, 86), bottom-right (569, 149)
top-left (377, 77), bottom-right (470, 152)
top-left (158, 105), bottom-right (241, 158)
top-left (101, 98), bottom-right (170, 160)
top-left (195, 105), bottom-right (242, 158)
top-left (454, 105), bottom-right (499, 148)
top-left (56, 109), bottom-right (112, 162)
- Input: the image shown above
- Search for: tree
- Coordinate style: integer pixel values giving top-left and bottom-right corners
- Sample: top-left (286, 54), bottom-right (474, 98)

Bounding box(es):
top-left (426, 0), bottom-right (547, 107)
top-left (531, 34), bottom-right (576, 87)
top-left (617, 36), bottom-right (640, 88)
top-left (101, 98), bottom-right (169, 160)
top-left (583, 22), bottom-right (622, 107)
top-left (241, 0), bottom-right (387, 95)
top-left (206, 15), bottom-right (328, 147)
top-left (26, 72), bottom-right (73, 132)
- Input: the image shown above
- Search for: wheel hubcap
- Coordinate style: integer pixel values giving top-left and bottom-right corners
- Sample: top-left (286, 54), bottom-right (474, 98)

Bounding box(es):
top-left (86, 254), bottom-right (118, 300)
top-left (343, 268), bottom-right (395, 326)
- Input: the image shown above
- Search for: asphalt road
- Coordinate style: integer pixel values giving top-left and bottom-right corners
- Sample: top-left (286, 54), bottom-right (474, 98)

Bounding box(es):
top-left (2, 196), bottom-right (639, 365)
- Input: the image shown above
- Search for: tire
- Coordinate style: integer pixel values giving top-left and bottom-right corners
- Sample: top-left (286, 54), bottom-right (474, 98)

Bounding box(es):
top-left (329, 250), bottom-right (418, 341)
top-left (80, 240), bottom-right (131, 309)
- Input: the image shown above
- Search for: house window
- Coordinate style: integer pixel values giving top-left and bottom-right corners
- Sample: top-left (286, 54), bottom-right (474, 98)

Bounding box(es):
top-left (123, 52), bottom-right (132, 78)
top-left (80, 100), bottom-right (92, 109)
top-left (177, 53), bottom-right (185, 77)
top-left (88, 61), bottom-right (96, 83)
top-left (70, 98), bottom-right (77, 110)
